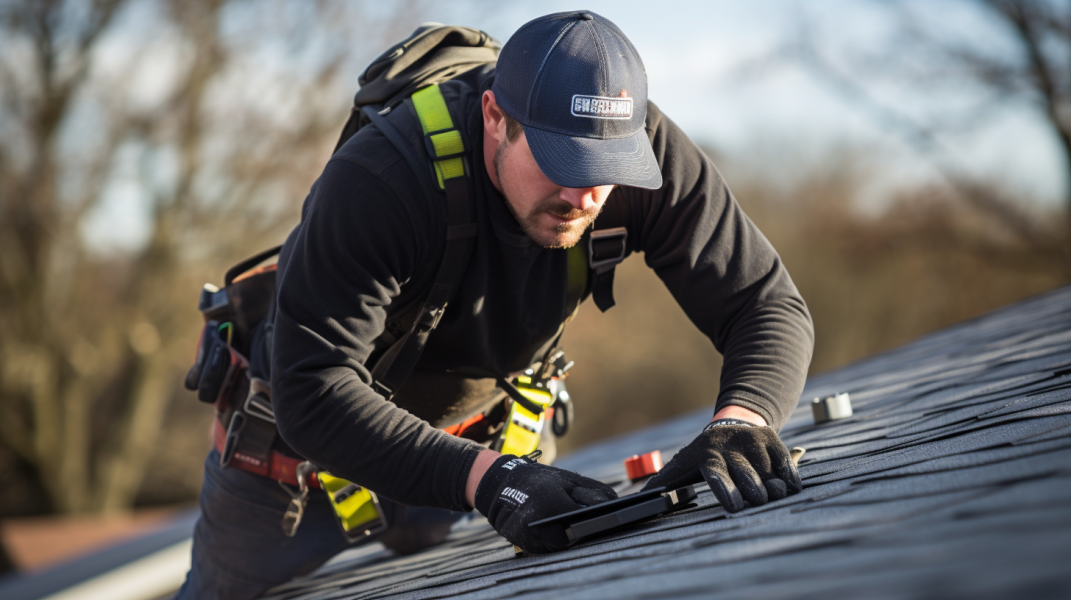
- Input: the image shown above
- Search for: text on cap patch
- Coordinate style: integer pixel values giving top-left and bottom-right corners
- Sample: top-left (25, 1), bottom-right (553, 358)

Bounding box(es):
top-left (571, 94), bottom-right (633, 119)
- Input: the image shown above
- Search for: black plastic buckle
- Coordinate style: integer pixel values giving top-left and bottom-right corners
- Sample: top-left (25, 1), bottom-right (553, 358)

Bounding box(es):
top-left (198, 284), bottom-right (229, 314)
top-left (588, 227), bottom-right (628, 273)
top-left (423, 128), bottom-right (466, 161)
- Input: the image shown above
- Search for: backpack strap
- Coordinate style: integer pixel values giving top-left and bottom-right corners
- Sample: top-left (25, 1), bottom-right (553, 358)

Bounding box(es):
top-left (588, 227), bottom-right (628, 312)
top-left (361, 84), bottom-right (477, 401)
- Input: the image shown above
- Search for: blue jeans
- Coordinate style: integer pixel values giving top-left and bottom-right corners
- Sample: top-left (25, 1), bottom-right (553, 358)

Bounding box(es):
top-left (175, 450), bottom-right (465, 600)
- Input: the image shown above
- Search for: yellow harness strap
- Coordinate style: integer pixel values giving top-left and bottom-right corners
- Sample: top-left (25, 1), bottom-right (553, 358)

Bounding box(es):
top-left (411, 84), bottom-right (466, 189)
top-left (411, 83), bottom-right (589, 309)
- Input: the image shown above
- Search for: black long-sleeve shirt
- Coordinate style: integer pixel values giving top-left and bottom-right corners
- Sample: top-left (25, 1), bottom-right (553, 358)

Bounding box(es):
top-left (271, 68), bottom-right (813, 512)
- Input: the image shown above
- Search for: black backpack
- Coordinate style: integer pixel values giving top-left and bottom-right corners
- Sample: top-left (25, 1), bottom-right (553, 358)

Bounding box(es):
top-left (187, 24), bottom-right (500, 401)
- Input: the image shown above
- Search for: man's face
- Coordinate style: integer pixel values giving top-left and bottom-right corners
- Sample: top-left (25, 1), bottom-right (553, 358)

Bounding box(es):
top-left (489, 121), bottom-right (615, 249)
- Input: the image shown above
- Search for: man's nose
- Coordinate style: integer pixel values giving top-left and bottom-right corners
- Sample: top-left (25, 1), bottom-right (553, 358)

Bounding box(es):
top-left (559, 187), bottom-right (600, 211)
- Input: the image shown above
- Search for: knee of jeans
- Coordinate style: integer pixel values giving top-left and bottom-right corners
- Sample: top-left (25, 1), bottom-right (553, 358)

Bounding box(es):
top-left (378, 505), bottom-right (466, 555)
top-left (188, 451), bottom-right (350, 590)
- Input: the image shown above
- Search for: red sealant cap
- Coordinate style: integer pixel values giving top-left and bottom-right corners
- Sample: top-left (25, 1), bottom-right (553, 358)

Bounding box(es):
top-left (624, 450), bottom-right (663, 481)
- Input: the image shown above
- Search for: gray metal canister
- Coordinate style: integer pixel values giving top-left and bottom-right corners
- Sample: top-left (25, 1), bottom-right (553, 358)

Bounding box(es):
top-left (812, 393), bottom-right (853, 423)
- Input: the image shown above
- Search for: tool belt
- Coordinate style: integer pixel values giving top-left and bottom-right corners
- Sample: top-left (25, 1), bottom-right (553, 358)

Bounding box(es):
top-left (183, 255), bottom-right (576, 490)
top-left (208, 360), bottom-right (570, 488)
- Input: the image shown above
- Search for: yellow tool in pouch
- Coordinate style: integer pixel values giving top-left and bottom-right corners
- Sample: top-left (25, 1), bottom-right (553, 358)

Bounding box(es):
top-left (317, 472), bottom-right (389, 542)
top-left (498, 375), bottom-right (556, 457)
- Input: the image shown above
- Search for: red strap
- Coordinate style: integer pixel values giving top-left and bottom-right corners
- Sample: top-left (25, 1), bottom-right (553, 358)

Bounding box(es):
top-left (441, 412), bottom-right (486, 437)
top-left (212, 419), bottom-right (322, 489)
top-left (443, 407), bottom-right (553, 437)
top-left (214, 403), bottom-right (509, 488)
top-left (232, 263), bottom-right (278, 283)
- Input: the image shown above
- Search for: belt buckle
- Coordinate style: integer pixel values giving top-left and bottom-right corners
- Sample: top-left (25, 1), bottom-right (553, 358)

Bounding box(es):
top-left (243, 377), bottom-right (275, 423)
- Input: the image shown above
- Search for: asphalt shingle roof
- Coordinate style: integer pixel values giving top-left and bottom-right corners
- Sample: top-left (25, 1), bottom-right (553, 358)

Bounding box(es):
top-left (263, 285), bottom-right (1071, 600)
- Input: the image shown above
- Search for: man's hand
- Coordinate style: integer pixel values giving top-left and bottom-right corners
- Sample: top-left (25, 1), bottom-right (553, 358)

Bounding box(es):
top-left (641, 407), bottom-right (802, 512)
top-left (473, 454), bottom-right (617, 553)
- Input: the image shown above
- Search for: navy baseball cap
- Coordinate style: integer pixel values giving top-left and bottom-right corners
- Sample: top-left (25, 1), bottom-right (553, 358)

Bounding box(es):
top-left (492, 11), bottom-right (663, 190)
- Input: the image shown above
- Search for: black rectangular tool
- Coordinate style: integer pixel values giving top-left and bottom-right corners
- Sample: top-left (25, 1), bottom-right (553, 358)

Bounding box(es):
top-left (528, 485), bottom-right (697, 543)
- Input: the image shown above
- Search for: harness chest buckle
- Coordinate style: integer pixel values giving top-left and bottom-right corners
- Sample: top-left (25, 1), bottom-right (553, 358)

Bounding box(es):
top-left (588, 227), bottom-right (628, 273)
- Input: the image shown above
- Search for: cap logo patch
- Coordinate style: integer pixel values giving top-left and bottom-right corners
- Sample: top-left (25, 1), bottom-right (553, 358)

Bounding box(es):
top-left (571, 94), bottom-right (633, 120)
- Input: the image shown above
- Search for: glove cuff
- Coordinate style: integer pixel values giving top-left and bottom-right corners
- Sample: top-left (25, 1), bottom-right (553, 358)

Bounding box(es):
top-left (474, 455), bottom-right (532, 516)
top-left (703, 418), bottom-right (755, 432)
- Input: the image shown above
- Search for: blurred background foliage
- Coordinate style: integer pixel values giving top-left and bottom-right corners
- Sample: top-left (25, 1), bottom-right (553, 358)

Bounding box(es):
top-left (0, 0), bottom-right (1068, 520)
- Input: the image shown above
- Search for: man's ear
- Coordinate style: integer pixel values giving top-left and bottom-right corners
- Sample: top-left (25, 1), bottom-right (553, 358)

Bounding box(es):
top-left (482, 90), bottom-right (507, 144)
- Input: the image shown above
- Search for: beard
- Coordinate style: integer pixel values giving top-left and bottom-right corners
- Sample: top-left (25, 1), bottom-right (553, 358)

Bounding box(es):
top-left (494, 142), bottom-right (603, 249)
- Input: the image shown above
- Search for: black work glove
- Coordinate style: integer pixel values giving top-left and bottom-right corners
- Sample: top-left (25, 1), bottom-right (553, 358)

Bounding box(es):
top-left (475, 454), bottom-right (617, 553)
top-left (642, 419), bottom-right (802, 512)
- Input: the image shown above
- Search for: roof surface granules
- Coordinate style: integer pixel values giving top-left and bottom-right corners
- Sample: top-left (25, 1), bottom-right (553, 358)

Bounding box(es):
top-left (263, 285), bottom-right (1071, 599)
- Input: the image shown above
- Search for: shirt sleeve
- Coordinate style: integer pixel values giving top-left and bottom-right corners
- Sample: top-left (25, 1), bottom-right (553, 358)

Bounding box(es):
top-left (605, 103), bottom-right (815, 431)
top-left (271, 156), bottom-right (483, 511)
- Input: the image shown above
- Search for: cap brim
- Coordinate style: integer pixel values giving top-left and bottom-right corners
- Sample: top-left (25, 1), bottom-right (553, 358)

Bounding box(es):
top-left (524, 125), bottom-right (663, 190)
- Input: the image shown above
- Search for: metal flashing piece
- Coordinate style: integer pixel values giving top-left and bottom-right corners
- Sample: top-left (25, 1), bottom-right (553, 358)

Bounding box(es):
top-left (528, 485), bottom-right (697, 544)
top-left (565, 486), bottom-right (697, 543)
top-left (812, 392), bottom-right (853, 423)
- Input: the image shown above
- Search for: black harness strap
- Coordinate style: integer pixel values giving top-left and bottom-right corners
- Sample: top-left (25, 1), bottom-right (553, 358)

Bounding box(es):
top-left (496, 376), bottom-right (547, 416)
top-left (588, 227), bottom-right (628, 312)
top-left (361, 104), bottom-right (477, 401)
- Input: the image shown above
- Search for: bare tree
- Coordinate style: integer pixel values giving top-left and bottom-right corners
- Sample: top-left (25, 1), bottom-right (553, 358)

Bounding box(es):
top-left (0, 0), bottom-right (433, 515)
top-left (783, 0), bottom-right (1071, 265)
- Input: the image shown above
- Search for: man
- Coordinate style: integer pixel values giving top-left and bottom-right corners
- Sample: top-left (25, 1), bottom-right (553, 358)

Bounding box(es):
top-left (178, 11), bottom-right (812, 600)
